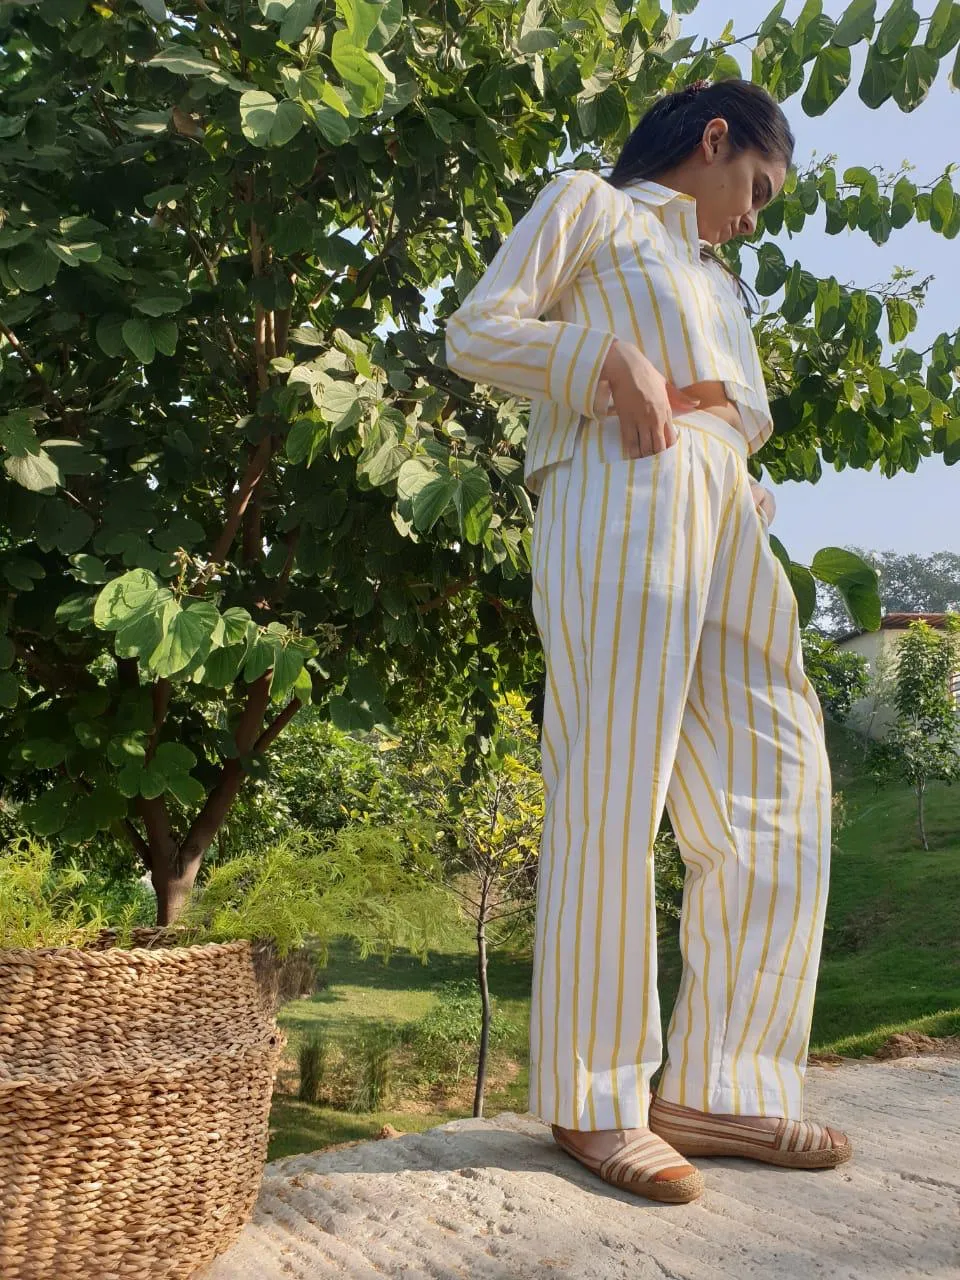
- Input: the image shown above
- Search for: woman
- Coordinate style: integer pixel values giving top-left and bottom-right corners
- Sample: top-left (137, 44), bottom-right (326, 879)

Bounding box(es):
top-left (445, 79), bottom-right (851, 1205)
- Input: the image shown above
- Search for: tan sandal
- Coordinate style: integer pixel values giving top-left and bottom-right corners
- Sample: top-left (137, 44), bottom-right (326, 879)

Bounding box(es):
top-left (551, 1123), bottom-right (705, 1203)
top-left (648, 1093), bottom-right (853, 1169)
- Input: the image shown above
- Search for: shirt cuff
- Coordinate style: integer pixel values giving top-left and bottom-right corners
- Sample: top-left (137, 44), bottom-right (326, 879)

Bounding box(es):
top-left (547, 325), bottom-right (617, 418)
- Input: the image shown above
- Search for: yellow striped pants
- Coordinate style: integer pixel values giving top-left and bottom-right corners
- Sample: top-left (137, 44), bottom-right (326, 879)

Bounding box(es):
top-left (528, 409), bottom-right (831, 1131)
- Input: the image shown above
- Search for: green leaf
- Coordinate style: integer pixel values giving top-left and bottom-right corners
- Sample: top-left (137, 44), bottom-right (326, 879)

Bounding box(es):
top-left (44, 439), bottom-right (101, 476)
top-left (810, 546), bottom-right (877, 587)
top-left (926, 0), bottom-right (960, 54)
top-left (519, 27), bottom-right (560, 53)
top-left (331, 31), bottom-right (386, 113)
top-left (780, 262), bottom-right (819, 322)
top-left (758, 0), bottom-right (787, 38)
top-left (411, 470), bottom-right (458, 532)
top-left (754, 242), bottom-right (789, 295)
top-left (270, 644), bottom-right (306, 698)
top-left (833, 0), bottom-right (876, 44)
top-left (0, 636), bottom-right (14, 669)
top-left (839, 578), bottom-right (882, 630)
top-left (859, 42), bottom-right (901, 106)
top-left (0, 409), bottom-right (41, 457)
top-left (876, 0), bottom-right (919, 54)
top-left (3, 450), bottom-right (62, 494)
top-left (2, 556), bottom-right (45, 592)
top-left (154, 741), bottom-right (197, 775)
top-left (221, 607), bottom-right (252, 646)
top-left (314, 106), bottom-right (354, 145)
top-left (166, 773), bottom-right (206, 807)
top-left (286, 414), bottom-right (327, 465)
top-left (22, 782), bottom-right (75, 836)
top-left (802, 45), bottom-right (851, 115)
top-left (114, 608), bottom-right (165, 659)
top-left (892, 45), bottom-right (938, 109)
top-left (151, 317), bottom-right (179, 356)
top-left (45, 238), bottom-right (102, 267)
top-left (243, 634), bottom-right (279, 683)
top-left (147, 601), bottom-right (220, 677)
top-left (788, 564), bottom-right (817, 628)
top-left (122, 318), bottom-right (156, 364)
top-left (320, 379), bottom-right (360, 421)
top-left (814, 275), bottom-right (842, 335)
top-left (132, 294), bottom-right (185, 316)
top-left (137, 0), bottom-right (168, 21)
top-left (68, 555), bottom-right (107, 586)
top-left (7, 243), bottom-right (59, 292)
top-left (0, 670), bottom-right (19, 709)
top-left (280, 0), bottom-right (319, 41)
top-left (199, 643), bottom-right (247, 688)
top-left (890, 175), bottom-right (916, 226)
top-left (21, 738), bottom-right (67, 768)
top-left (240, 91), bottom-right (305, 147)
top-left (94, 568), bottom-right (163, 632)
top-left (96, 314), bottom-right (127, 358)
top-left (930, 177), bottom-right (955, 227)
top-left (886, 295), bottom-right (917, 342)
top-left (451, 459), bottom-right (493, 544)
top-left (149, 48), bottom-right (250, 91)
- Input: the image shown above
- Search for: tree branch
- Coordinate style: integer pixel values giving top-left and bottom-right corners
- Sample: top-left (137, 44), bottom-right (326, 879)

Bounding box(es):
top-left (0, 321), bottom-right (67, 414)
top-left (253, 695), bottom-right (301, 754)
top-left (179, 672), bottom-right (272, 864)
top-left (209, 434), bottom-right (274, 565)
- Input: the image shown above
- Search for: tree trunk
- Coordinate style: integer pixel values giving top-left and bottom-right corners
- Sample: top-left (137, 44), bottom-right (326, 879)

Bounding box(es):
top-left (473, 889), bottom-right (492, 1119)
top-left (917, 781), bottom-right (928, 851)
top-left (152, 854), bottom-right (203, 927)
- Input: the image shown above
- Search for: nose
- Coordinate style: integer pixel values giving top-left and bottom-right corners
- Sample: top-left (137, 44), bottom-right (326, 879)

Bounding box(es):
top-left (739, 209), bottom-right (757, 236)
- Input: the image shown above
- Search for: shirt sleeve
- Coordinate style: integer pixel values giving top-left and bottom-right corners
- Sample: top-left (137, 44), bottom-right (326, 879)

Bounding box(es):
top-left (444, 170), bottom-right (617, 419)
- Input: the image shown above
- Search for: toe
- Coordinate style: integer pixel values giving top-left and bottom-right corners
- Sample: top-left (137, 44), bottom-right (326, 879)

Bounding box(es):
top-left (826, 1125), bottom-right (848, 1149)
top-left (653, 1162), bottom-right (698, 1182)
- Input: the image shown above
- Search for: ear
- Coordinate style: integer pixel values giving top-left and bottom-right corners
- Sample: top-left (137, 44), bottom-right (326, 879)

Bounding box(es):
top-left (700, 116), bottom-right (729, 164)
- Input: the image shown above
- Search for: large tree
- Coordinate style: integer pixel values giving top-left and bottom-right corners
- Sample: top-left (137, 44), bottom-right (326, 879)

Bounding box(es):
top-left (0, 0), bottom-right (957, 920)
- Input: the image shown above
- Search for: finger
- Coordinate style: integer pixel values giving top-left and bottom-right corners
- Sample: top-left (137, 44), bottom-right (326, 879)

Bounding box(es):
top-left (620, 420), bottom-right (641, 459)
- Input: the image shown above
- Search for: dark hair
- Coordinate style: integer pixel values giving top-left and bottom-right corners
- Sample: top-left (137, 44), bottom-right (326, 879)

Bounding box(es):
top-left (608, 78), bottom-right (794, 312)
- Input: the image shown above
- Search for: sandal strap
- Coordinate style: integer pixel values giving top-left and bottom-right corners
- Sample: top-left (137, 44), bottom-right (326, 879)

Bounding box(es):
top-left (651, 1096), bottom-right (838, 1152)
top-left (598, 1132), bottom-right (692, 1184)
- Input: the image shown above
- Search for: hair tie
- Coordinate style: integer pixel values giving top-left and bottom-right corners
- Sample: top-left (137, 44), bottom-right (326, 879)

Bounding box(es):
top-left (688, 79), bottom-right (711, 92)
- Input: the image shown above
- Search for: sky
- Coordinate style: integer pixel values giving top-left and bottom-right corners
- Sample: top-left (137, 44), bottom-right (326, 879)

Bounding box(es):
top-left (685, 0), bottom-right (959, 564)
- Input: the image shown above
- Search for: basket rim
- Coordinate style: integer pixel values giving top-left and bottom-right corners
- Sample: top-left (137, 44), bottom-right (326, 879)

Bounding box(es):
top-left (0, 938), bottom-right (260, 964)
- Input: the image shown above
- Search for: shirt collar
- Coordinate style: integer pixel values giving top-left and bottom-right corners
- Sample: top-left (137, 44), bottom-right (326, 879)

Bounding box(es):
top-left (622, 179), bottom-right (702, 266)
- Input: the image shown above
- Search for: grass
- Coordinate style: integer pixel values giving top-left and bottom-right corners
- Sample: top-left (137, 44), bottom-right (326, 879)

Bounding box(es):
top-left (269, 719), bottom-right (960, 1160)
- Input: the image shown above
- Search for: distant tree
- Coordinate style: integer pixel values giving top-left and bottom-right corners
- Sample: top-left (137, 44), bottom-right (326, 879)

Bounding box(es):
top-left (868, 617), bottom-right (960, 851)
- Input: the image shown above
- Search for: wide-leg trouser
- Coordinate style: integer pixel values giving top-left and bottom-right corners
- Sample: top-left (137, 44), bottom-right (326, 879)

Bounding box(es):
top-left (527, 409), bottom-right (832, 1131)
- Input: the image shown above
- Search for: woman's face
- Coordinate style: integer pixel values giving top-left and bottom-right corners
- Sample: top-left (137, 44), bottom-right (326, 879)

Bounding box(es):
top-left (692, 118), bottom-right (788, 246)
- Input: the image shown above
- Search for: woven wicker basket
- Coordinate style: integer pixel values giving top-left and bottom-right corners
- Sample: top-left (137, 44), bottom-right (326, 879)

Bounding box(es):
top-left (0, 934), bottom-right (284, 1280)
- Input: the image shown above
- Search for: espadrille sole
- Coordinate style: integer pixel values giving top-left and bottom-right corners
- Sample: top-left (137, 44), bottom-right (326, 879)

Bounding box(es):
top-left (551, 1129), bottom-right (705, 1203)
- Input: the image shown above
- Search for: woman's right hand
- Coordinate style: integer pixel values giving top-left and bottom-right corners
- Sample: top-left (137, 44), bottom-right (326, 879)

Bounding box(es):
top-left (598, 339), bottom-right (700, 460)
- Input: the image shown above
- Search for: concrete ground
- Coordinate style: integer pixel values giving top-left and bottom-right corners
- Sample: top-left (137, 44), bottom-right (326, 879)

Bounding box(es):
top-left (206, 1055), bottom-right (960, 1279)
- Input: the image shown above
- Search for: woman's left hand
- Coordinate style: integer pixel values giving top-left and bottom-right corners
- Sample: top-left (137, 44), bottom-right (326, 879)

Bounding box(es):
top-left (751, 482), bottom-right (776, 527)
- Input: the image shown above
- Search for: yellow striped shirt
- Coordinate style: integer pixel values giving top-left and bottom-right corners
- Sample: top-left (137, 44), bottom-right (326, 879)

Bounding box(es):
top-left (444, 169), bottom-right (773, 496)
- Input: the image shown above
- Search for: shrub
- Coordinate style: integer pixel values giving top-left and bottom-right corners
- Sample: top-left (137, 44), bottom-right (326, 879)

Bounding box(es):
top-left (298, 1032), bottom-right (328, 1105)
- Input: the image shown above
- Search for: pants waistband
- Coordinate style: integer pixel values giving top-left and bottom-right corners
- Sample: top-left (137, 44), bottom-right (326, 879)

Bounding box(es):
top-left (589, 408), bottom-right (748, 463)
top-left (673, 409), bottom-right (748, 458)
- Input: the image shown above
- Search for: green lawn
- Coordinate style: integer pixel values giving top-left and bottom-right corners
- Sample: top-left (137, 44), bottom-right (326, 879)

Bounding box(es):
top-left (269, 720), bottom-right (960, 1160)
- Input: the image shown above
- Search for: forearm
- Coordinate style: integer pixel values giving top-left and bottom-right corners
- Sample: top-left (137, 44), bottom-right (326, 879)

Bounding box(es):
top-left (445, 310), bottom-right (616, 416)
